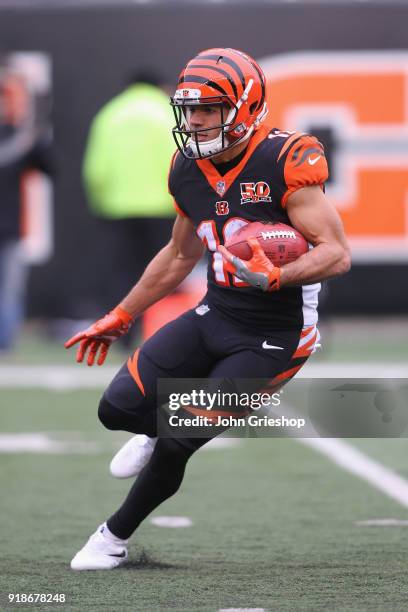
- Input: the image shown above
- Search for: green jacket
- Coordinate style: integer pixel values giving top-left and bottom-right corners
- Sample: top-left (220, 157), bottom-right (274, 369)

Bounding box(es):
top-left (83, 84), bottom-right (176, 218)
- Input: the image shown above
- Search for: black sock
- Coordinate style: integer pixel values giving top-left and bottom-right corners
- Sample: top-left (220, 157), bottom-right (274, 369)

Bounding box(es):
top-left (107, 437), bottom-right (205, 540)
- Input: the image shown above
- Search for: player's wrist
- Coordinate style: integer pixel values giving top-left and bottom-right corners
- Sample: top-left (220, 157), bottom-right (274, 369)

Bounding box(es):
top-left (267, 267), bottom-right (281, 292)
top-left (112, 305), bottom-right (134, 325)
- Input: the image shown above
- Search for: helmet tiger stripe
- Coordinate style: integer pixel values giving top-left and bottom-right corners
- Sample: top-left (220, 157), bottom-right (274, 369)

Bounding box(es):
top-left (171, 47), bottom-right (268, 159)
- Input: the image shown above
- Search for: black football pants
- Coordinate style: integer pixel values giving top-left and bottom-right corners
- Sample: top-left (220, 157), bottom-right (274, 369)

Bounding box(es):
top-left (98, 303), bottom-right (316, 539)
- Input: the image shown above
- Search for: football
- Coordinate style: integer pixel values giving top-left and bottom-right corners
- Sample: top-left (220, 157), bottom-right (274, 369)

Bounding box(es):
top-left (225, 221), bottom-right (309, 267)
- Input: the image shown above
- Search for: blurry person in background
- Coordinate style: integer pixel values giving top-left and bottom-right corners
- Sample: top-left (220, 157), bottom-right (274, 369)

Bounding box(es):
top-left (0, 57), bottom-right (52, 353)
top-left (82, 70), bottom-right (176, 342)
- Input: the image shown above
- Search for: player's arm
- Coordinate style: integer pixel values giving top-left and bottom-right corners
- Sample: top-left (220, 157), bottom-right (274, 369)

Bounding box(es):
top-left (219, 134), bottom-right (350, 291)
top-left (65, 215), bottom-right (203, 365)
top-left (279, 185), bottom-right (351, 287)
top-left (219, 188), bottom-right (350, 291)
top-left (120, 214), bottom-right (203, 317)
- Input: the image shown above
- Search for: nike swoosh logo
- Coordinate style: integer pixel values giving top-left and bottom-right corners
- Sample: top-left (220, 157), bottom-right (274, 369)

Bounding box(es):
top-left (108, 551), bottom-right (127, 558)
top-left (308, 155), bottom-right (321, 166)
top-left (262, 341), bottom-right (284, 350)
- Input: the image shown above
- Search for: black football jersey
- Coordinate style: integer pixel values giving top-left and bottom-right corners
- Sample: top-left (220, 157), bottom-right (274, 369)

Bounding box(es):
top-left (168, 126), bottom-right (328, 331)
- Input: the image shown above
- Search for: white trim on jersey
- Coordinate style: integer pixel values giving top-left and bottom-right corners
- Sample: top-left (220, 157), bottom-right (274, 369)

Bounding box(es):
top-left (302, 282), bottom-right (320, 327)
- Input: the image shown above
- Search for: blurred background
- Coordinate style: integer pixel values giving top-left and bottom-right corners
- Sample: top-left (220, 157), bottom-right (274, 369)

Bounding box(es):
top-left (1, 2), bottom-right (408, 610)
top-left (0, 0), bottom-right (407, 366)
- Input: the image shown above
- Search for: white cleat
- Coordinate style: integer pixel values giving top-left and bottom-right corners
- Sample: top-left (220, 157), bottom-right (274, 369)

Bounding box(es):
top-left (110, 434), bottom-right (157, 479)
top-left (70, 523), bottom-right (128, 571)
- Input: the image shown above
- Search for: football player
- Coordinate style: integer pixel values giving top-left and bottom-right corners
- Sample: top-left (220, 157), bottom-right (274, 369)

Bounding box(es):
top-left (66, 48), bottom-right (350, 570)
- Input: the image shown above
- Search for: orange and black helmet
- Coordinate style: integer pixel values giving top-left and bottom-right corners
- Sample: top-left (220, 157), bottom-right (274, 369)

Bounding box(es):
top-left (171, 47), bottom-right (268, 159)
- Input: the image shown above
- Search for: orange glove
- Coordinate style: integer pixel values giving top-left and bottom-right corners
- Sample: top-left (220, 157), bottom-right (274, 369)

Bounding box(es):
top-left (64, 305), bottom-right (133, 366)
top-left (218, 237), bottom-right (281, 292)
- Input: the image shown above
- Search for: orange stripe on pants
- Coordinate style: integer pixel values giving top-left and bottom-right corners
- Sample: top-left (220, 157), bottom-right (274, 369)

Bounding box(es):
top-left (127, 348), bottom-right (145, 396)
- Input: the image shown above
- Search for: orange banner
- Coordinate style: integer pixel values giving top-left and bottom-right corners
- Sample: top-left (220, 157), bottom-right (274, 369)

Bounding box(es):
top-left (260, 52), bottom-right (408, 261)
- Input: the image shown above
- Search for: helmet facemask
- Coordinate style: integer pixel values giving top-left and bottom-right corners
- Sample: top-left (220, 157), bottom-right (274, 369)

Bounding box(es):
top-left (171, 94), bottom-right (235, 160)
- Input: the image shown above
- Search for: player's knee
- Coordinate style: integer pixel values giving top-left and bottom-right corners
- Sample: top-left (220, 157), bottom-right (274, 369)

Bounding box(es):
top-left (98, 394), bottom-right (122, 431)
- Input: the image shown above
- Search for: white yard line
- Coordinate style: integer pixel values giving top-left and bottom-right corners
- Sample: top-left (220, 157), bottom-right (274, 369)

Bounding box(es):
top-left (355, 519), bottom-right (408, 526)
top-left (219, 609), bottom-right (265, 612)
top-left (0, 362), bottom-right (406, 389)
top-left (276, 397), bottom-right (408, 510)
top-left (202, 438), bottom-right (241, 450)
top-left (298, 437), bottom-right (408, 508)
top-left (0, 431), bottom-right (240, 454)
top-left (0, 365), bottom-right (119, 389)
top-left (0, 432), bottom-right (101, 454)
top-left (150, 516), bottom-right (193, 528)
top-left (298, 361), bottom-right (408, 378)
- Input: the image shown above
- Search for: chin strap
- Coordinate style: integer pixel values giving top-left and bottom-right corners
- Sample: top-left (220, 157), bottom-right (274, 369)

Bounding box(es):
top-left (254, 102), bottom-right (268, 129)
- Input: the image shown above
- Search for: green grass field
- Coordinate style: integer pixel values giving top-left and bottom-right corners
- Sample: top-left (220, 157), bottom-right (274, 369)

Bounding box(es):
top-left (1, 321), bottom-right (408, 611)
top-left (2, 388), bottom-right (408, 611)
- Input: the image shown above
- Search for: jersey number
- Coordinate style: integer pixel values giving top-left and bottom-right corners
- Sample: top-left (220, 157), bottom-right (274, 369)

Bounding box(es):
top-left (197, 218), bottom-right (250, 286)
